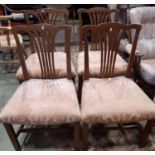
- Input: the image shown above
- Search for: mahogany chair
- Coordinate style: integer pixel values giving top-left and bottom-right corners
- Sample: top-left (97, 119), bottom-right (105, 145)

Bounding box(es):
top-left (80, 23), bottom-right (155, 150)
top-left (15, 26), bottom-right (76, 82)
top-left (0, 24), bottom-right (80, 150)
top-left (24, 8), bottom-right (69, 25)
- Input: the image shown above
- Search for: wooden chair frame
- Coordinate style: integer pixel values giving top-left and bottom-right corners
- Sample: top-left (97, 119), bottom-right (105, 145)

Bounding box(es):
top-left (80, 23), bottom-right (155, 150)
top-left (15, 23), bottom-right (76, 83)
top-left (3, 24), bottom-right (80, 150)
top-left (13, 24), bottom-right (72, 80)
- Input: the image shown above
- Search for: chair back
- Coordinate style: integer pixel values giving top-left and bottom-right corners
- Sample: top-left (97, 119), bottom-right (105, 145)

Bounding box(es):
top-left (24, 8), bottom-right (69, 25)
top-left (78, 7), bottom-right (119, 51)
top-left (82, 23), bottom-right (141, 79)
top-left (12, 24), bottom-right (72, 80)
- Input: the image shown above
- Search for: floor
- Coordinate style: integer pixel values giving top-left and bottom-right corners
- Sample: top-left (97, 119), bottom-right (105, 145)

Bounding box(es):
top-left (0, 44), bottom-right (155, 151)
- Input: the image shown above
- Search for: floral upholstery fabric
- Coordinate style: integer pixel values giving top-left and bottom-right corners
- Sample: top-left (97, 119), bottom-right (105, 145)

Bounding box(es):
top-left (16, 52), bottom-right (76, 80)
top-left (120, 7), bottom-right (155, 59)
top-left (140, 59), bottom-right (155, 85)
top-left (120, 7), bottom-right (155, 85)
top-left (78, 51), bottom-right (128, 76)
top-left (81, 76), bottom-right (155, 124)
top-left (0, 79), bottom-right (80, 125)
top-left (130, 7), bottom-right (155, 40)
top-left (129, 7), bottom-right (155, 59)
top-left (0, 34), bottom-right (22, 49)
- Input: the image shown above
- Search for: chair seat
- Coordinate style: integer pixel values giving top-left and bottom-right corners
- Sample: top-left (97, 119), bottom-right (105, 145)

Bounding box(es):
top-left (0, 34), bottom-right (22, 49)
top-left (140, 59), bottom-right (155, 85)
top-left (119, 38), bottom-right (130, 52)
top-left (81, 76), bottom-right (155, 124)
top-left (0, 79), bottom-right (80, 125)
top-left (16, 52), bottom-right (76, 80)
top-left (78, 51), bottom-right (128, 76)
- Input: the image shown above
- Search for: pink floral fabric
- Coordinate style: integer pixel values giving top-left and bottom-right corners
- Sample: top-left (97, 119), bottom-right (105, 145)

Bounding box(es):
top-left (0, 79), bottom-right (80, 125)
top-left (81, 76), bottom-right (155, 123)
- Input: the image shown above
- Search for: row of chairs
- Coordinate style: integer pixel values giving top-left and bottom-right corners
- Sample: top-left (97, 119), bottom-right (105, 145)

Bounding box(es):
top-left (0, 22), bottom-right (155, 150)
top-left (0, 7), bottom-right (118, 66)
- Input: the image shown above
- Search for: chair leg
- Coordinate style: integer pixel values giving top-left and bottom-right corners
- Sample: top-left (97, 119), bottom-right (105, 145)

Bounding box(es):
top-left (139, 120), bottom-right (155, 148)
top-left (78, 75), bottom-right (83, 104)
top-left (3, 123), bottom-right (21, 151)
top-left (82, 123), bottom-right (89, 150)
top-left (73, 122), bottom-right (80, 150)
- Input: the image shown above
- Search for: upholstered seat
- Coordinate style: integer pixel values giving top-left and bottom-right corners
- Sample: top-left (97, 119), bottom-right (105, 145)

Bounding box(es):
top-left (81, 76), bottom-right (155, 124)
top-left (16, 52), bottom-right (76, 80)
top-left (125, 43), bottom-right (155, 85)
top-left (0, 79), bottom-right (80, 125)
top-left (140, 59), bottom-right (155, 85)
top-left (0, 34), bottom-right (22, 48)
top-left (78, 51), bottom-right (128, 76)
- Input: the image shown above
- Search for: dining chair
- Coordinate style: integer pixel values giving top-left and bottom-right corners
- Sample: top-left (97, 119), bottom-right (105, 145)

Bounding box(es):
top-left (80, 23), bottom-right (155, 150)
top-left (15, 26), bottom-right (76, 83)
top-left (0, 15), bottom-right (23, 69)
top-left (24, 8), bottom-right (69, 25)
top-left (0, 24), bottom-right (81, 150)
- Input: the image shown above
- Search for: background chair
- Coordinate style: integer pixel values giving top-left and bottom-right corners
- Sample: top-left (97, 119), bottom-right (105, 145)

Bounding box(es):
top-left (0, 24), bottom-right (80, 150)
top-left (119, 7), bottom-right (155, 88)
top-left (80, 23), bottom-right (155, 150)
top-left (78, 7), bottom-right (119, 51)
top-left (0, 15), bottom-right (23, 72)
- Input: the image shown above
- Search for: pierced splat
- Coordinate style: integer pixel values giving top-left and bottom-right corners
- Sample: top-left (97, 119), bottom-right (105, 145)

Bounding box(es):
top-left (12, 24), bottom-right (72, 80)
top-left (82, 23), bottom-right (141, 79)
